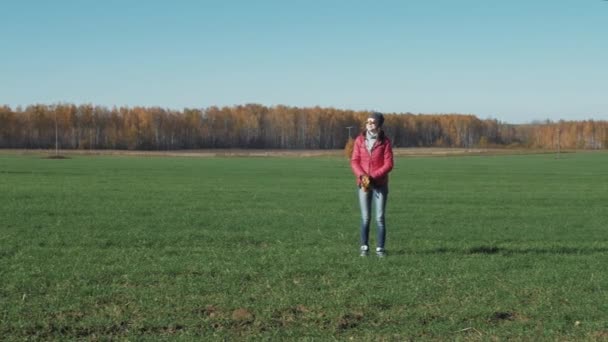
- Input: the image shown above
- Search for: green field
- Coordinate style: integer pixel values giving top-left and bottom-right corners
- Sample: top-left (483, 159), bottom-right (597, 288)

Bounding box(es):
top-left (1, 151), bottom-right (608, 340)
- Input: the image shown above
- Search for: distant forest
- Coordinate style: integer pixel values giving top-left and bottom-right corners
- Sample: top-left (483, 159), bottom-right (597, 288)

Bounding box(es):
top-left (1, 104), bottom-right (606, 150)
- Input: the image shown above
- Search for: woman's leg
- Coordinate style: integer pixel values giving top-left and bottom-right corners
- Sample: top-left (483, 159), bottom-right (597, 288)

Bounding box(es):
top-left (358, 187), bottom-right (372, 248)
top-left (373, 185), bottom-right (389, 249)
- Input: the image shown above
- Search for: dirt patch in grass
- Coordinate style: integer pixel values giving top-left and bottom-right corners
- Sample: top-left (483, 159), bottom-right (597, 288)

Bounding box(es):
top-left (490, 311), bottom-right (515, 322)
top-left (231, 308), bottom-right (255, 324)
top-left (592, 331), bottom-right (608, 339)
top-left (336, 312), bottom-right (364, 331)
top-left (488, 311), bottom-right (529, 324)
top-left (271, 305), bottom-right (311, 327)
top-left (197, 305), bottom-right (222, 319)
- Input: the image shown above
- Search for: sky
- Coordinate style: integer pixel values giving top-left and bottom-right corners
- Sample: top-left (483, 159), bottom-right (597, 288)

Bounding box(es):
top-left (1, 0), bottom-right (607, 124)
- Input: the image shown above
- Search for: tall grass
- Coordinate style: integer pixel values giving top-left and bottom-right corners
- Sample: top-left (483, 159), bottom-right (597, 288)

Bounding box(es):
top-left (1, 152), bottom-right (607, 340)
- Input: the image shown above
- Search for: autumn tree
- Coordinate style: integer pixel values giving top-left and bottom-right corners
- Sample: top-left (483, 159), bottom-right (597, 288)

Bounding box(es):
top-left (1, 103), bottom-right (606, 151)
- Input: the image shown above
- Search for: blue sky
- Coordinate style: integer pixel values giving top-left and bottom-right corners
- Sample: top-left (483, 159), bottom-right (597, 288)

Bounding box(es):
top-left (1, 0), bottom-right (607, 124)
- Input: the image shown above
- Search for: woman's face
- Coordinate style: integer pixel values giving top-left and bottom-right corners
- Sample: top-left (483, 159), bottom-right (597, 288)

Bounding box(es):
top-left (366, 119), bottom-right (378, 133)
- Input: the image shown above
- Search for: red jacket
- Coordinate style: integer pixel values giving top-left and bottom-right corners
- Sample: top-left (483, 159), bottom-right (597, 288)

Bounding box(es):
top-left (350, 132), bottom-right (394, 187)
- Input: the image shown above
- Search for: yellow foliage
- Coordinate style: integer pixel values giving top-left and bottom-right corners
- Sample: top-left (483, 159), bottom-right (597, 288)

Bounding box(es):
top-left (344, 137), bottom-right (354, 159)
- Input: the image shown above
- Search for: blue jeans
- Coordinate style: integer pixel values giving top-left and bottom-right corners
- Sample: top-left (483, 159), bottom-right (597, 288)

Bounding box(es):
top-left (358, 184), bottom-right (388, 249)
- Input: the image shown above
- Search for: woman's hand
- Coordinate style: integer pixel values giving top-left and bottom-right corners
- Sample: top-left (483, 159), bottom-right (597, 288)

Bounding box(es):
top-left (360, 174), bottom-right (372, 192)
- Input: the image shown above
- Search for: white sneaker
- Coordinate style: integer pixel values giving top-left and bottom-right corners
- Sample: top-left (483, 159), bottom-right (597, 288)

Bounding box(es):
top-left (360, 245), bottom-right (369, 257)
top-left (376, 247), bottom-right (387, 258)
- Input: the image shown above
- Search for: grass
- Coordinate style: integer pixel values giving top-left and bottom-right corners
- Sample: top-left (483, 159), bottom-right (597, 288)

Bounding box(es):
top-left (1, 151), bottom-right (608, 340)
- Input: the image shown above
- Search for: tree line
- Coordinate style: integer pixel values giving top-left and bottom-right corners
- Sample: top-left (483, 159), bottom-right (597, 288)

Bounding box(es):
top-left (0, 104), bottom-right (606, 150)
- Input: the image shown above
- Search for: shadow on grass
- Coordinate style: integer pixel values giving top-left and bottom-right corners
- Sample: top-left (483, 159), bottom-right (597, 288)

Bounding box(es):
top-left (390, 246), bottom-right (608, 255)
top-left (44, 155), bottom-right (71, 159)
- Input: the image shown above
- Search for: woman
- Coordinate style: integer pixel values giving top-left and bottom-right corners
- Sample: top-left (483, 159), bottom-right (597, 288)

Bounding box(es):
top-left (350, 112), bottom-right (394, 257)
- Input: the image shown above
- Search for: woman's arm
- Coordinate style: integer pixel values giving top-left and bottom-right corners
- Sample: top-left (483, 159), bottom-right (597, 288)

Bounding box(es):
top-left (370, 139), bottom-right (393, 179)
top-left (350, 137), bottom-right (365, 177)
